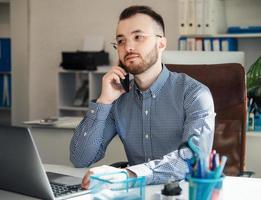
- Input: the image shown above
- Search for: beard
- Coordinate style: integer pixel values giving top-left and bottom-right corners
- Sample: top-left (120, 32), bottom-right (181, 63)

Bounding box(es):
top-left (120, 44), bottom-right (159, 75)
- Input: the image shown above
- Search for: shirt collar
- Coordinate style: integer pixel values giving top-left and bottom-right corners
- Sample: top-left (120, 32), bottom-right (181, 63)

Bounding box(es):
top-left (133, 64), bottom-right (169, 98)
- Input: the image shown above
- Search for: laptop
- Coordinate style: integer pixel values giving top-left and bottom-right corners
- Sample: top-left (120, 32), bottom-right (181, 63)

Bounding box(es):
top-left (0, 125), bottom-right (90, 200)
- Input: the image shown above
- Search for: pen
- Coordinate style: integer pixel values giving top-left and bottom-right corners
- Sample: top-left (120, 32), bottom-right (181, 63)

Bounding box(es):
top-left (214, 156), bottom-right (227, 178)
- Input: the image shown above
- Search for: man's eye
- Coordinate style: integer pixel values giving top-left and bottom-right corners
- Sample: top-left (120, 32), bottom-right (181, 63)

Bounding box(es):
top-left (117, 38), bottom-right (125, 45)
top-left (134, 35), bottom-right (144, 41)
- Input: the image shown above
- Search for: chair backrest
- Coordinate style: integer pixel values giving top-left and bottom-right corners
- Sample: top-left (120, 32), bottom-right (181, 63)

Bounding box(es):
top-left (166, 63), bottom-right (247, 176)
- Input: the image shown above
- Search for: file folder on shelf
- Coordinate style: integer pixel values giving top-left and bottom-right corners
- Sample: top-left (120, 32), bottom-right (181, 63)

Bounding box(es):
top-left (0, 38), bottom-right (11, 72)
top-left (204, 0), bottom-right (226, 35)
top-left (203, 38), bottom-right (212, 51)
top-left (187, 0), bottom-right (196, 35)
top-left (221, 38), bottom-right (238, 51)
top-left (195, 0), bottom-right (204, 34)
top-left (179, 37), bottom-right (187, 50)
top-left (178, 0), bottom-right (189, 35)
top-left (212, 38), bottom-right (221, 51)
top-left (195, 38), bottom-right (203, 51)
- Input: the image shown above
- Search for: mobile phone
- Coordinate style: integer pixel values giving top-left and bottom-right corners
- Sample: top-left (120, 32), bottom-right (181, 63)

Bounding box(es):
top-left (119, 63), bottom-right (130, 92)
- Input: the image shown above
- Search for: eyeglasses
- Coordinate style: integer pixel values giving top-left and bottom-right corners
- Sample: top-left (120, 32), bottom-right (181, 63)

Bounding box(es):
top-left (111, 32), bottom-right (163, 49)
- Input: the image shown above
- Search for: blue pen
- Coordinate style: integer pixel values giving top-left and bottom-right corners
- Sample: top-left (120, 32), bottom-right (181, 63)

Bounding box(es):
top-left (214, 156), bottom-right (227, 178)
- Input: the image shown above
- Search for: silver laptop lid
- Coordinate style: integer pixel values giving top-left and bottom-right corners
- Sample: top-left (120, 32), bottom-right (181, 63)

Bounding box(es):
top-left (0, 125), bottom-right (54, 200)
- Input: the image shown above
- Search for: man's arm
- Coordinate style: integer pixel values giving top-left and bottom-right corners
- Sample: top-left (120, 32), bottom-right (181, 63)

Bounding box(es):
top-left (70, 66), bottom-right (128, 167)
top-left (127, 85), bottom-right (215, 184)
top-left (70, 102), bottom-right (117, 167)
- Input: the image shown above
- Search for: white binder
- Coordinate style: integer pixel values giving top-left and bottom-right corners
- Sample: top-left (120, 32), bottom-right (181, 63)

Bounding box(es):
top-left (195, 0), bottom-right (205, 34)
top-left (187, 0), bottom-right (196, 34)
top-left (204, 0), bottom-right (226, 35)
top-left (178, 0), bottom-right (189, 35)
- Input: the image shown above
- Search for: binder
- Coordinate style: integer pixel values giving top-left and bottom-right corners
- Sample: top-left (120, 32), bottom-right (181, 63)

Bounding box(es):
top-left (1, 74), bottom-right (10, 107)
top-left (221, 38), bottom-right (238, 51)
top-left (204, 0), bottom-right (226, 35)
top-left (0, 38), bottom-right (11, 72)
top-left (178, 37), bottom-right (187, 50)
top-left (187, 37), bottom-right (196, 51)
top-left (187, 0), bottom-right (196, 34)
top-left (195, 0), bottom-right (205, 34)
top-left (203, 38), bottom-right (212, 51)
top-left (0, 75), bottom-right (3, 107)
top-left (195, 38), bottom-right (203, 51)
top-left (178, 0), bottom-right (189, 35)
top-left (212, 38), bottom-right (221, 51)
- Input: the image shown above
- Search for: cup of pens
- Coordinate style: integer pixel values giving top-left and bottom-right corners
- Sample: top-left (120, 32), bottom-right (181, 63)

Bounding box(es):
top-left (186, 150), bottom-right (227, 200)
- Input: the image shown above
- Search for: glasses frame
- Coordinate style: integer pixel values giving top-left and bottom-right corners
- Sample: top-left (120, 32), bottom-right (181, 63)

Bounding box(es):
top-left (111, 33), bottom-right (163, 49)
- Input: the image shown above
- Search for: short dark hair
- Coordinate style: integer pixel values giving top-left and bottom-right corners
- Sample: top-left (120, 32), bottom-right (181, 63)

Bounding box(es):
top-left (119, 5), bottom-right (165, 36)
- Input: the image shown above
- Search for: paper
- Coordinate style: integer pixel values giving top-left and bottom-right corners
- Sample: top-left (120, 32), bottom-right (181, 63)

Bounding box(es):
top-left (83, 35), bottom-right (104, 51)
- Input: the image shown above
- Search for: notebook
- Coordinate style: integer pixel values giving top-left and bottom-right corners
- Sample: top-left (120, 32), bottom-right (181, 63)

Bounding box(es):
top-left (0, 125), bottom-right (90, 200)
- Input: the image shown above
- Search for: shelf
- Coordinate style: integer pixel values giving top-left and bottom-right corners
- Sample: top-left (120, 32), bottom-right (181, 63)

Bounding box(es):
top-left (0, 71), bottom-right (11, 75)
top-left (0, 107), bottom-right (11, 110)
top-left (59, 106), bottom-right (89, 111)
top-left (247, 131), bottom-right (261, 137)
top-left (59, 66), bottom-right (110, 74)
top-left (180, 33), bottom-right (261, 39)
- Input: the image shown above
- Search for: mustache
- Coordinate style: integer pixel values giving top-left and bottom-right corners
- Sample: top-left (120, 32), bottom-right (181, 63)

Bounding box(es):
top-left (124, 53), bottom-right (140, 60)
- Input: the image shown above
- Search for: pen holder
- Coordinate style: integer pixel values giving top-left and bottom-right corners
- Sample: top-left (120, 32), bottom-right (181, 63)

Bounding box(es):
top-left (187, 176), bottom-right (224, 200)
top-left (89, 171), bottom-right (146, 200)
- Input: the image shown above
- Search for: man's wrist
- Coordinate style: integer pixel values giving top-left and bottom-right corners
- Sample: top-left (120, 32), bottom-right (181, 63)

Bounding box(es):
top-left (126, 169), bottom-right (137, 178)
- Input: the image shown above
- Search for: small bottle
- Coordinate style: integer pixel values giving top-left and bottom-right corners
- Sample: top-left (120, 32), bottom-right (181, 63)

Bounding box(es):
top-left (161, 181), bottom-right (182, 200)
top-left (249, 112), bottom-right (255, 131)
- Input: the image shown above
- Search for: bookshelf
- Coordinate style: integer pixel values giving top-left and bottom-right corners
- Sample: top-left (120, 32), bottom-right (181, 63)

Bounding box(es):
top-left (177, 0), bottom-right (261, 70)
top-left (58, 66), bottom-right (110, 117)
top-left (0, 1), bottom-right (11, 125)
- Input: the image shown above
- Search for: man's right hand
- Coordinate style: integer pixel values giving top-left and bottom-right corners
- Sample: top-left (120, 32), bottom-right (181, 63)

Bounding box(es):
top-left (97, 66), bottom-right (127, 104)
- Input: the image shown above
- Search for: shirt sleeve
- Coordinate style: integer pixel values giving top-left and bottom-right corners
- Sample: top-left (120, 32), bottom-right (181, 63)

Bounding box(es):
top-left (70, 101), bottom-right (117, 167)
top-left (128, 84), bottom-right (215, 185)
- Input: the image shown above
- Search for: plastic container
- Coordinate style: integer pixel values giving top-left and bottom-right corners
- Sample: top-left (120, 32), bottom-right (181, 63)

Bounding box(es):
top-left (187, 176), bottom-right (224, 200)
top-left (89, 171), bottom-right (146, 200)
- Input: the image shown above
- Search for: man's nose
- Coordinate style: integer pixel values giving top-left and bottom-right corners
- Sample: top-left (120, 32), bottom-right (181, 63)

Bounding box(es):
top-left (124, 39), bottom-right (135, 52)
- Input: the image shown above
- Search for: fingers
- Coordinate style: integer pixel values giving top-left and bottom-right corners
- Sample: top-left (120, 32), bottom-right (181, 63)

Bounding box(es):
top-left (81, 170), bottom-right (93, 190)
top-left (110, 66), bottom-right (127, 80)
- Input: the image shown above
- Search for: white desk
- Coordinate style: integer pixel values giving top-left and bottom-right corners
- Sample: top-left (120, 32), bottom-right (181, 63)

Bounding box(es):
top-left (1, 164), bottom-right (261, 200)
top-left (29, 126), bottom-right (261, 178)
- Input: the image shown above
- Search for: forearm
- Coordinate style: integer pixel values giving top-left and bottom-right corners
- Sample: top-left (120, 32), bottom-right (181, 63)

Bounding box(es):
top-left (127, 148), bottom-right (192, 184)
top-left (70, 102), bottom-right (115, 167)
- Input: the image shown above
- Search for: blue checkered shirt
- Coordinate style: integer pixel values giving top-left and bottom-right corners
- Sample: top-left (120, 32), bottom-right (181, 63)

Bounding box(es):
top-left (70, 65), bottom-right (215, 184)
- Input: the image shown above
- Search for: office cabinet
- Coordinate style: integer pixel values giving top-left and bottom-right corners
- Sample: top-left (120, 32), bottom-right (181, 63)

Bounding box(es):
top-left (58, 66), bottom-right (109, 117)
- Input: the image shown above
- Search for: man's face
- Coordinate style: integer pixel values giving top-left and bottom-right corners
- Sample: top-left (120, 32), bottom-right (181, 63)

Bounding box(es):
top-left (116, 14), bottom-right (162, 75)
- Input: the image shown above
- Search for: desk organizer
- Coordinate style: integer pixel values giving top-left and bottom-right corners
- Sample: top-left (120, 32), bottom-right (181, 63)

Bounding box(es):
top-left (90, 171), bottom-right (146, 200)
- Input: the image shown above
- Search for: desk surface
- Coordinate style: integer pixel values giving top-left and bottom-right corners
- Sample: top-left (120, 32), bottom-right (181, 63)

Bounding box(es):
top-left (1, 164), bottom-right (261, 200)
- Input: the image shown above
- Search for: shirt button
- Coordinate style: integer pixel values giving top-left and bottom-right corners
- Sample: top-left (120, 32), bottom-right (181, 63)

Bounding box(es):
top-left (145, 110), bottom-right (148, 115)
top-left (152, 94), bottom-right (156, 98)
top-left (84, 132), bottom-right (87, 136)
top-left (90, 109), bottom-right (95, 114)
top-left (145, 134), bottom-right (149, 139)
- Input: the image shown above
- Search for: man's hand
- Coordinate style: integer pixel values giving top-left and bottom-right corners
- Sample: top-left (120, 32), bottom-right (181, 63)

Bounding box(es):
top-left (97, 66), bottom-right (127, 104)
top-left (81, 166), bottom-right (137, 189)
top-left (81, 170), bottom-right (93, 190)
top-left (126, 169), bottom-right (137, 178)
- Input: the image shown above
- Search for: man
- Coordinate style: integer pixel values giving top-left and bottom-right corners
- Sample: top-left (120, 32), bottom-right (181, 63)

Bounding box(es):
top-left (70, 5), bottom-right (215, 188)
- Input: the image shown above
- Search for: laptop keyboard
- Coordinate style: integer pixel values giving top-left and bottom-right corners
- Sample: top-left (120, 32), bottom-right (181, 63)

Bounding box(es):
top-left (50, 182), bottom-right (84, 197)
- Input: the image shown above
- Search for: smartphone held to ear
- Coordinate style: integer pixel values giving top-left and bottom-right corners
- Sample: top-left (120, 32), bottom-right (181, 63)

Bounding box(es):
top-left (119, 63), bottom-right (130, 92)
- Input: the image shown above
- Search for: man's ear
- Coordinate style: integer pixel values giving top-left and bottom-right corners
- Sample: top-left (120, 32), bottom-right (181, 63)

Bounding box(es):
top-left (159, 37), bottom-right (167, 51)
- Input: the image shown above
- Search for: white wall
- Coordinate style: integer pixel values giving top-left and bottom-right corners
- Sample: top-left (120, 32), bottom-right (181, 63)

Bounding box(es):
top-left (11, 0), bottom-right (179, 124)
top-left (10, 0), bottom-right (261, 124)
